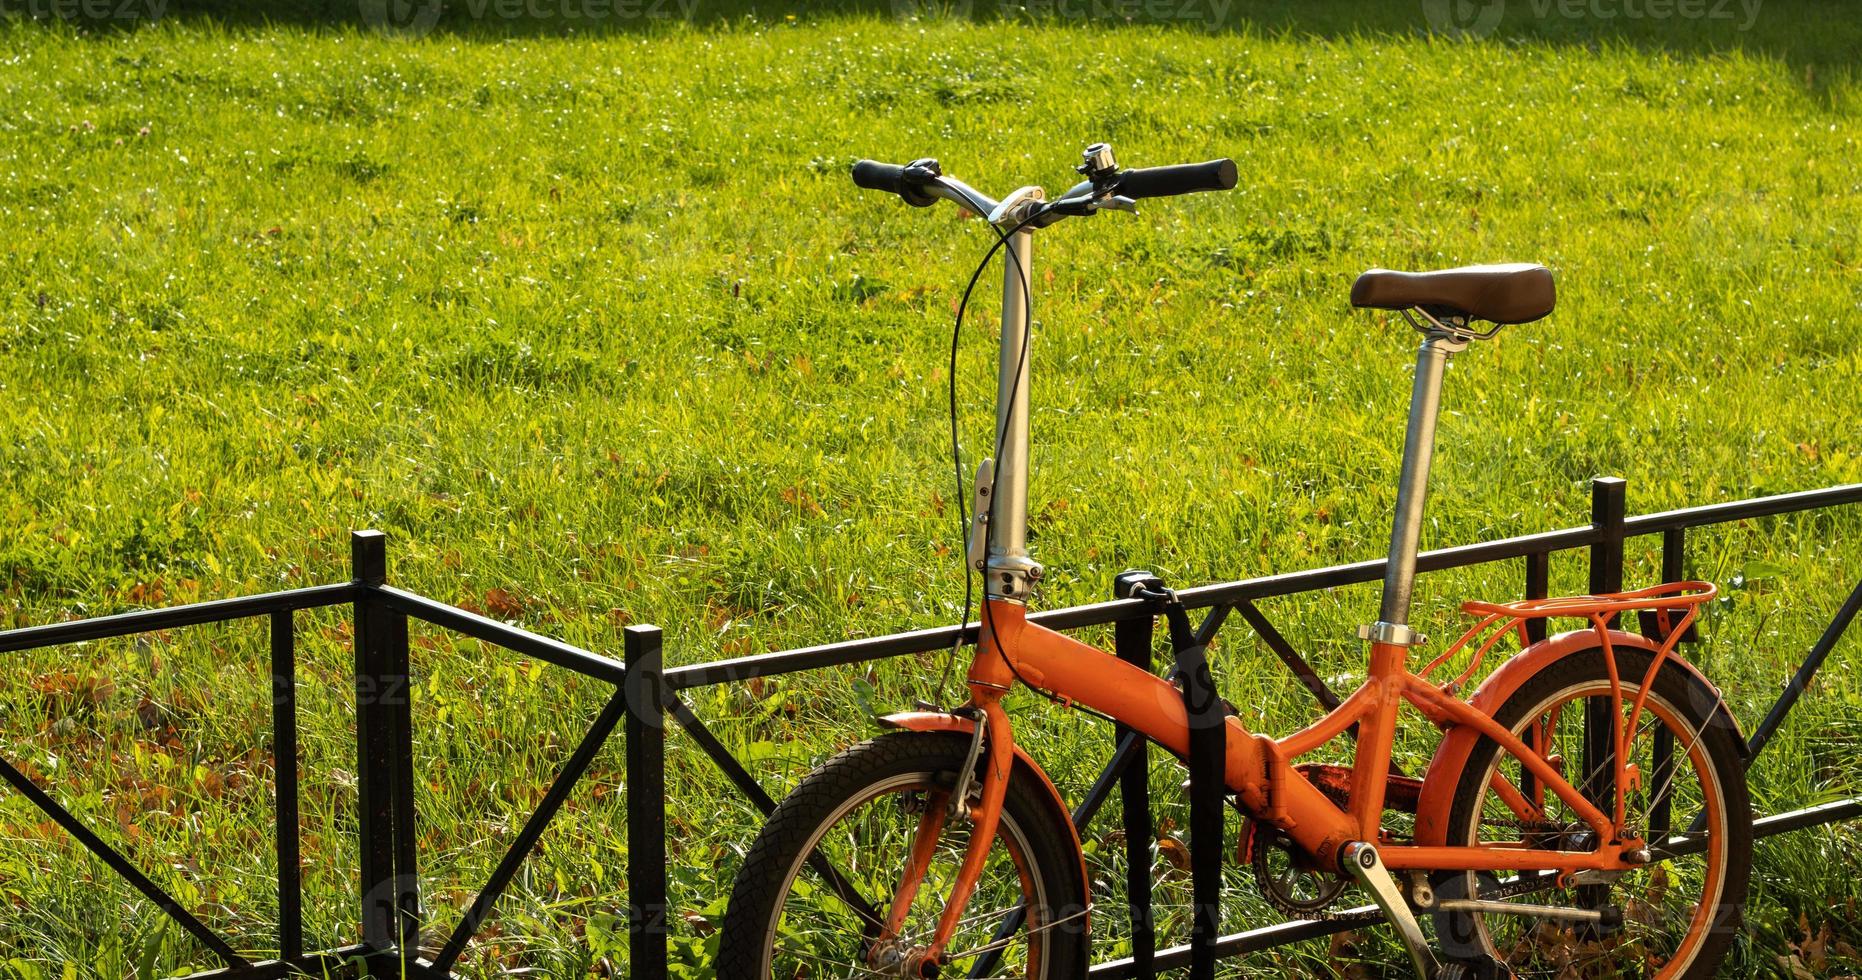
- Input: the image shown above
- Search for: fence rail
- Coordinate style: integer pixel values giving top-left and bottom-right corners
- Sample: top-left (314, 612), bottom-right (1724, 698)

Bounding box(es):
top-left (0, 477), bottom-right (1855, 977)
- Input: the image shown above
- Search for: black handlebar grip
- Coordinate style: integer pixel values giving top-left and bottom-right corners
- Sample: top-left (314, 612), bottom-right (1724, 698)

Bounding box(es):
top-left (852, 159), bottom-right (908, 193)
top-left (1114, 158), bottom-right (1238, 199)
top-left (851, 159), bottom-right (938, 207)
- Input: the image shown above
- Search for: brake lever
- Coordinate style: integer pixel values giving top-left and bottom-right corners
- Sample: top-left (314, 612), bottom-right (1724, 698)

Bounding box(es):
top-left (1037, 194), bottom-right (1139, 224)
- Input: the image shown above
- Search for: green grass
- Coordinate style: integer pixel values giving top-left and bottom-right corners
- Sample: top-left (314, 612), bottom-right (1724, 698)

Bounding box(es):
top-left (0, 1), bottom-right (1860, 975)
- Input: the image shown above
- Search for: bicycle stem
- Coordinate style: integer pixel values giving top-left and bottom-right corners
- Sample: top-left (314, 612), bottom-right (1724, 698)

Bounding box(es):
top-left (980, 188), bottom-right (1047, 603)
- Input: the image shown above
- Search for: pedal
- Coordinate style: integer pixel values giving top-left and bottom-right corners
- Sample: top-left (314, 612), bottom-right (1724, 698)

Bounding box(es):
top-left (1340, 842), bottom-right (1441, 978)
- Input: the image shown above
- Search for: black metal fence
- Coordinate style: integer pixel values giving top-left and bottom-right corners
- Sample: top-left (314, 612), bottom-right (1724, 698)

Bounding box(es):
top-left (0, 531), bottom-right (656, 979)
top-left (0, 477), bottom-right (1858, 977)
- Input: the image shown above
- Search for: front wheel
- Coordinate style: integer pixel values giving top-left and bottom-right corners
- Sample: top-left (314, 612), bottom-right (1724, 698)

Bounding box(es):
top-left (1437, 646), bottom-right (1751, 979)
top-left (717, 731), bottom-right (1090, 979)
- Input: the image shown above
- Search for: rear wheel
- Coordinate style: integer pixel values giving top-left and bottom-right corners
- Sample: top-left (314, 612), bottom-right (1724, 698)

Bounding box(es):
top-left (1438, 646), bottom-right (1750, 978)
top-left (717, 731), bottom-right (1090, 979)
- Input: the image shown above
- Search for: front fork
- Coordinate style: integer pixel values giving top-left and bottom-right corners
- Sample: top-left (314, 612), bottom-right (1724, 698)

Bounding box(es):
top-left (877, 693), bottom-right (1017, 973)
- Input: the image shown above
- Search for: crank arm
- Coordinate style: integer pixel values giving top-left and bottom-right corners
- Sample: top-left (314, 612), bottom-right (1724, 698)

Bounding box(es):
top-left (1341, 843), bottom-right (1441, 978)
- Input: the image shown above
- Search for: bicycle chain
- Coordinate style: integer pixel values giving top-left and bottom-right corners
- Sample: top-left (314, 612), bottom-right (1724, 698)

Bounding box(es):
top-left (1252, 822), bottom-right (1578, 922)
top-left (1268, 893), bottom-right (1389, 924)
top-left (1259, 861), bottom-right (1568, 924)
top-left (1247, 777), bottom-right (1589, 922)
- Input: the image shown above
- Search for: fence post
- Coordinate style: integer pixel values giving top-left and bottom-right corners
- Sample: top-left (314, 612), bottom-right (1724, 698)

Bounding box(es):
top-left (1166, 606), bottom-right (1223, 980)
top-left (1115, 609), bottom-right (1157, 979)
top-left (625, 625), bottom-right (669, 978)
top-left (1584, 479), bottom-right (1627, 808)
top-left (1523, 551), bottom-right (1550, 645)
top-left (270, 610), bottom-right (303, 961)
top-left (1589, 478), bottom-right (1626, 595)
top-left (1649, 528), bottom-right (1687, 844)
top-left (352, 531), bottom-right (398, 957)
top-left (385, 597), bottom-right (421, 959)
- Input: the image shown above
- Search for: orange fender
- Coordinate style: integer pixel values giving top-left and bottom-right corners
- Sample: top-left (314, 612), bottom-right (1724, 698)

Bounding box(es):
top-left (878, 711), bottom-right (1091, 920)
top-left (1414, 629), bottom-right (1745, 847)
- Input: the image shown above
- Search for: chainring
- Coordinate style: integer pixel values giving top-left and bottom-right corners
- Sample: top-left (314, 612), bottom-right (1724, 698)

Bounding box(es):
top-left (1243, 818), bottom-right (1353, 919)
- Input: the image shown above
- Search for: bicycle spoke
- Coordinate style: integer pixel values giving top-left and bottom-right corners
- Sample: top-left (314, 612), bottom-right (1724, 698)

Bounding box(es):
top-left (1560, 713), bottom-right (1664, 815)
top-left (1638, 692), bottom-right (1726, 825)
top-left (895, 900), bottom-right (1029, 945)
top-left (940, 907), bottom-right (1092, 965)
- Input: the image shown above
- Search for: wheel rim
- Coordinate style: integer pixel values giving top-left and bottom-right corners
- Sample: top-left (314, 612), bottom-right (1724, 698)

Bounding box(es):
top-left (755, 770), bottom-right (1053, 978)
top-left (1446, 680), bottom-right (1731, 978)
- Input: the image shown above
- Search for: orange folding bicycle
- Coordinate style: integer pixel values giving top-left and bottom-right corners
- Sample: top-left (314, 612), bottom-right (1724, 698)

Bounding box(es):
top-left (716, 144), bottom-right (1752, 979)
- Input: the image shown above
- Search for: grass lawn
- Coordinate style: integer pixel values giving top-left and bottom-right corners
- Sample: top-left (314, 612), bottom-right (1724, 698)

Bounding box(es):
top-left (1, 1), bottom-right (1860, 975)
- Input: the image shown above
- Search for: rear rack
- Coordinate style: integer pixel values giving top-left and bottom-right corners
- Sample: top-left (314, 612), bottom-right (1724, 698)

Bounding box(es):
top-left (1421, 581), bottom-right (1716, 692)
top-left (1461, 580), bottom-right (1716, 620)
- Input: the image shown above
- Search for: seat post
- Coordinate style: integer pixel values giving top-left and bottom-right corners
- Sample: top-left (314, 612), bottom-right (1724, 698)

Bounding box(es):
top-left (1368, 328), bottom-right (1467, 645)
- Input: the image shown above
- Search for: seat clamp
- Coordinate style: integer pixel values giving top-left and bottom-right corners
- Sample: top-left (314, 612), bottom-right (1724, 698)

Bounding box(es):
top-left (1402, 308), bottom-right (1482, 347)
top-left (1359, 621), bottom-right (1426, 647)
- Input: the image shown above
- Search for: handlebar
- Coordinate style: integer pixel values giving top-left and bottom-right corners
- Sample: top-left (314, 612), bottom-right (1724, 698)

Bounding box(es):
top-left (850, 144), bottom-right (1236, 223)
top-left (851, 159), bottom-right (939, 208)
top-left (1114, 158), bottom-right (1237, 199)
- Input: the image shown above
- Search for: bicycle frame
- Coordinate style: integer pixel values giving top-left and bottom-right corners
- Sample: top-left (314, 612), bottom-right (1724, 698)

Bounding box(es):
top-left (884, 586), bottom-right (1717, 960)
top-left (964, 591), bottom-right (1708, 867)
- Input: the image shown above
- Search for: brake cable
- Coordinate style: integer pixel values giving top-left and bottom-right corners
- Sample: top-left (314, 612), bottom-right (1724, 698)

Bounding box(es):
top-left (927, 189), bottom-right (1115, 726)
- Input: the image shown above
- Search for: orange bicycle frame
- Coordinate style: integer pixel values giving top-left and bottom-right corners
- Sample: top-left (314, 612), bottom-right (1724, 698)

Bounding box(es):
top-left (891, 581), bottom-right (1716, 958)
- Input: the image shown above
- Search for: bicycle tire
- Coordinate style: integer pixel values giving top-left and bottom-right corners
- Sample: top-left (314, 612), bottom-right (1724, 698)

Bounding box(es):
top-left (1438, 646), bottom-right (1751, 979)
top-left (717, 731), bottom-right (1090, 978)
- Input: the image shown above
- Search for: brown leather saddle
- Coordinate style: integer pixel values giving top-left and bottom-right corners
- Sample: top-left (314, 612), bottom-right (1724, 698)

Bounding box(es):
top-left (1350, 263), bottom-right (1555, 325)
